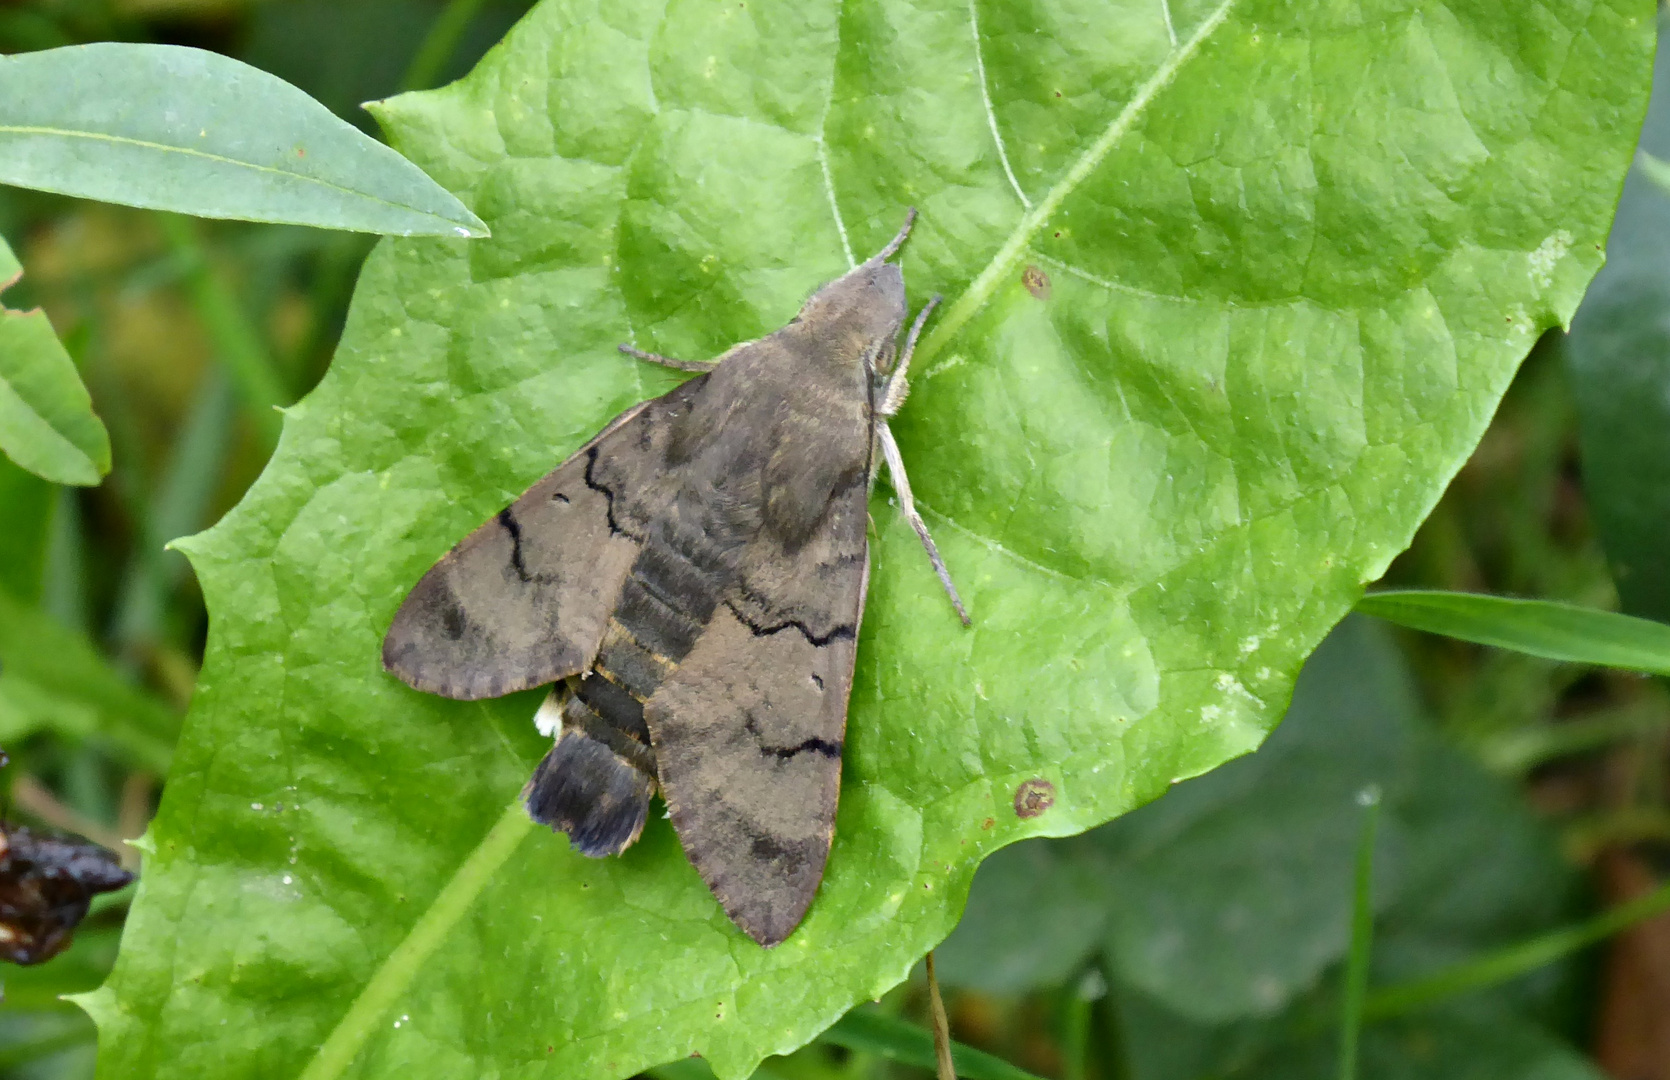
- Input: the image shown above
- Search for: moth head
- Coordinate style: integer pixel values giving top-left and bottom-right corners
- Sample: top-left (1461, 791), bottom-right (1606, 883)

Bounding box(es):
top-left (792, 259), bottom-right (908, 375)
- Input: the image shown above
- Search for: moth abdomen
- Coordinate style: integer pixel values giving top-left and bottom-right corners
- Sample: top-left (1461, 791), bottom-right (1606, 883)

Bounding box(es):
top-left (524, 683), bottom-right (657, 857)
top-left (574, 673), bottom-right (652, 746)
top-left (613, 576), bottom-right (703, 660)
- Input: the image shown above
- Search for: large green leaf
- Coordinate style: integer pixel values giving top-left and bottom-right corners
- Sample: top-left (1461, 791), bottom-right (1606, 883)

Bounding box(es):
top-left (0, 44), bottom-right (487, 237)
top-left (88, 2), bottom-right (1648, 1078)
top-left (0, 235), bottom-right (110, 486)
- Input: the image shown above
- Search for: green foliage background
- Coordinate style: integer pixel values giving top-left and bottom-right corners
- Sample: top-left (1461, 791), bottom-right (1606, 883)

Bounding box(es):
top-left (0, 0), bottom-right (1644, 1078)
top-left (936, 614), bottom-right (1596, 1077)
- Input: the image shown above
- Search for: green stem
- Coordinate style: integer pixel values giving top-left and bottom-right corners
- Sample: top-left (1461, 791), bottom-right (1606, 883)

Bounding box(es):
top-left (1364, 878), bottom-right (1670, 1019)
top-left (297, 802), bottom-right (532, 1080)
top-left (399, 0), bottom-right (490, 93)
top-left (1338, 787), bottom-right (1380, 1080)
top-left (155, 213), bottom-right (287, 450)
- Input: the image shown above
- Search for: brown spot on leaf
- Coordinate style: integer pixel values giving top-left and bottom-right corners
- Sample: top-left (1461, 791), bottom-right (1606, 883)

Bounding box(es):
top-left (1022, 265), bottom-right (1051, 301)
top-left (981, 817), bottom-right (995, 830)
top-left (1013, 779), bottom-right (1055, 819)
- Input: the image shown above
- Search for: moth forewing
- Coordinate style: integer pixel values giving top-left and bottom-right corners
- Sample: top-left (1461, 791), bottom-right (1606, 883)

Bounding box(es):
top-left (382, 210), bottom-right (966, 946)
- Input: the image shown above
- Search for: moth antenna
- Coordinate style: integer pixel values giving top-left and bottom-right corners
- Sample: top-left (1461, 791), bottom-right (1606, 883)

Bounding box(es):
top-left (867, 207), bottom-right (918, 264)
top-left (876, 420), bottom-right (970, 625)
top-left (618, 343), bottom-right (715, 373)
top-left (879, 294), bottom-right (941, 415)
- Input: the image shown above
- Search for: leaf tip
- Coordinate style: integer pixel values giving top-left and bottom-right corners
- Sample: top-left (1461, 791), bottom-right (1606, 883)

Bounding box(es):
top-left (65, 985), bottom-right (117, 1026)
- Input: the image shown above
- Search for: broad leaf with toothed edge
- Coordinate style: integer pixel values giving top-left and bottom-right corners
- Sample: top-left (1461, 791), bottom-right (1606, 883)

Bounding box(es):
top-left (85, 1), bottom-right (1649, 1078)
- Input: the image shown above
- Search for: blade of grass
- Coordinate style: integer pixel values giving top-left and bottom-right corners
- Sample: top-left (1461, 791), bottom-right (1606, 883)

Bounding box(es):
top-left (1364, 877), bottom-right (1670, 1018)
top-left (1564, 807), bottom-right (1670, 861)
top-left (643, 1059), bottom-right (789, 1080)
top-left (1062, 968), bottom-right (1105, 1080)
top-left (0, 590), bottom-right (177, 771)
top-left (40, 485), bottom-right (88, 632)
top-left (820, 1009), bottom-right (1046, 1080)
top-left (1478, 699), bottom-right (1670, 773)
top-left (399, 0), bottom-right (491, 93)
top-left (1357, 590), bottom-right (1670, 676)
top-left (1338, 786), bottom-right (1381, 1080)
top-left (108, 368), bottom-right (235, 662)
top-left (155, 213), bottom-right (287, 450)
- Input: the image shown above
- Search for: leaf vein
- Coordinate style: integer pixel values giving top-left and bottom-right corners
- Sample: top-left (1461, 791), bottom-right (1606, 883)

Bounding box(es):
top-left (820, 0), bottom-right (856, 267)
top-left (967, 0), bottom-right (1030, 210)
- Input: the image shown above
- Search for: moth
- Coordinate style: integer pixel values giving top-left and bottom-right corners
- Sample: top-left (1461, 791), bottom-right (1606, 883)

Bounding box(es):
top-left (0, 822), bottom-right (133, 965)
top-left (383, 211), bottom-right (964, 946)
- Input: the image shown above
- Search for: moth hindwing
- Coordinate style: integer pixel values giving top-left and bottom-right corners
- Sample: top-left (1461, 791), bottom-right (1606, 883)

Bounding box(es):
top-left (383, 210), bottom-right (962, 946)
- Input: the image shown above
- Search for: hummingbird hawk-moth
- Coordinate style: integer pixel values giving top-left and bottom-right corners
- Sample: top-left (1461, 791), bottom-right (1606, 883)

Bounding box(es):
top-left (383, 211), bottom-right (963, 946)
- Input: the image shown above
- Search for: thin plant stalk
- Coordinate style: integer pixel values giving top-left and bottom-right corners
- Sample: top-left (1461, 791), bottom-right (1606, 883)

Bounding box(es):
top-left (1338, 785), bottom-right (1380, 1080)
top-left (926, 951), bottom-right (957, 1080)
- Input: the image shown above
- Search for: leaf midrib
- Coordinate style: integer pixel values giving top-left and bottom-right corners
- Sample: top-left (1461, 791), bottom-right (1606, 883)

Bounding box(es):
top-left (915, 0), bottom-right (1239, 369)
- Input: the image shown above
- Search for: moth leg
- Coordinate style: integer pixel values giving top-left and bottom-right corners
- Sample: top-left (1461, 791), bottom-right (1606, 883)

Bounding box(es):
top-left (878, 294), bottom-right (941, 415)
top-left (876, 419), bottom-right (971, 625)
top-left (617, 344), bottom-right (716, 373)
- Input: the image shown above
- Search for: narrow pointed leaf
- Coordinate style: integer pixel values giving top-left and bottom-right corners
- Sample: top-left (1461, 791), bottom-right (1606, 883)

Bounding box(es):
top-left (0, 237), bottom-right (109, 486)
top-left (93, 2), bottom-right (1651, 1079)
top-left (821, 1010), bottom-right (1046, 1080)
top-left (0, 44), bottom-right (488, 237)
top-left (1357, 590), bottom-right (1670, 676)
